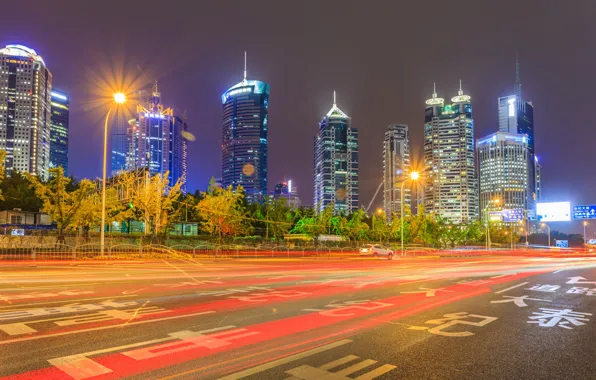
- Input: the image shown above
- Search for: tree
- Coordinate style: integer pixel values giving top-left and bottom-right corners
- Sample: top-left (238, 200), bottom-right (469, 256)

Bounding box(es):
top-left (118, 170), bottom-right (183, 242)
top-left (28, 167), bottom-right (94, 244)
top-left (73, 187), bottom-right (123, 240)
top-left (196, 181), bottom-right (250, 242)
top-left (0, 171), bottom-right (43, 211)
top-left (344, 209), bottom-right (370, 241)
top-left (371, 211), bottom-right (391, 242)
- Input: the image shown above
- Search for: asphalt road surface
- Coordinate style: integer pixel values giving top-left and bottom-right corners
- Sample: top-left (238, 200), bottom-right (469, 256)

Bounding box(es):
top-left (1, 254), bottom-right (596, 379)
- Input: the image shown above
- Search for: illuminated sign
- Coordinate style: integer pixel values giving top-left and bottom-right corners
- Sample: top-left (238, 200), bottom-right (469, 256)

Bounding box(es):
top-left (555, 240), bottom-right (569, 248)
top-left (536, 202), bottom-right (571, 222)
top-left (288, 180), bottom-right (292, 194)
top-left (573, 205), bottom-right (596, 220)
top-left (143, 112), bottom-right (165, 119)
top-left (488, 211), bottom-right (502, 222)
top-left (502, 209), bottom-right (523, 222)
top-left (451, 94), bottom-right (471, 103)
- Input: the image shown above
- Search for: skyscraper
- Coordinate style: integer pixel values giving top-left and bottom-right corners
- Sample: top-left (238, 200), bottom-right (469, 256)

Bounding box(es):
top-left (0, 44), bottom-right (52, 180)
top-left (383, 124), bottom-right (410, 218)
top-left (114, 82), bottom-right (187, 188)
top-left (497, 56), bottom-right (537, 217)
top-left (111, 115), bottom-right (128, 175)
top-left (49, 90), bottom-right (69, 174)
top-left (423, 83), bottom-right (478, 224)
top-left (477, 132), bottom-right (528, 222)
top-left (313, 92), bottom-right (359, 215)
top-left (221, 53), bottom-right (269, 203)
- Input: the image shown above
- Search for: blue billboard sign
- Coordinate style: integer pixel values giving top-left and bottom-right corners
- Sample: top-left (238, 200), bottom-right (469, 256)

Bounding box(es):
top-left (502, 209), bottom-right (523, 222)
top-left (573, 205), bottom-right (596, 220)
top-left (556, 240), bottom-right (569, 248)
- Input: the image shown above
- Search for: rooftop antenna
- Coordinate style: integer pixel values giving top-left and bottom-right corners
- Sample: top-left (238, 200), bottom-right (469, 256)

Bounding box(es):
top-left (433, 82), bottom-right (437, 97)
top-left (458, 79), bottom-right (463, 95)
top-left (243, 51), bottom-right (247, 83)
top-left (333, 90), bottom-right (336, 106)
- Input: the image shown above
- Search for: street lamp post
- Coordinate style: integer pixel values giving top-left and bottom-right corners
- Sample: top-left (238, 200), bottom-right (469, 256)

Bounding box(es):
top-left (584, 221), bottom-right (588, 247)
top-left (541, 223), bottom-right (551, 247)
top-left (401, 171), bottom-right (420, 257)
top-left (100, 93), bottom-right (126, 256)
top-left (484, 198), bottom-right (500, 251)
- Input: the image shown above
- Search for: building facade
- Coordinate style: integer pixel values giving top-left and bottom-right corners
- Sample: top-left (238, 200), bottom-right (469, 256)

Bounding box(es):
top-left (477, 132), bottom-right (528, 222)
top-left (49, 90), bottom-right (69, 174)
top-left (112, 82), bottom-right (187, 190)
top-left (314, 93), bottom-right (359, 215)
top-left (383, 124), bottom-right (410, 218)
top-left (271, 180), bottom-right (301, 208)
top-left (423, 83), bottom-right (478, 224)
top-left (221, 64), bottom-right (270, 203)
top-left (497, 57), bottom-right (537, 218)
top-left (0, 44), bottom-right (52, 180)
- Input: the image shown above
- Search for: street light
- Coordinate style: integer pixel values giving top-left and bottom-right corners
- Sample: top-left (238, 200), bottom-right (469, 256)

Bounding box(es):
top-left (401, 171), bottom-right (420, 257)
top-left (100, 93), bottom-right (127, 256)
top-left (484, 198), bottom-right (500, 251)
top-left (541, 223), bottom-right (551, 247)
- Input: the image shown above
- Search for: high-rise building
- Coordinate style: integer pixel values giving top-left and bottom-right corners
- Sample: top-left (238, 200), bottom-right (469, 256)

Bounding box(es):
top-left (477, 132), bottom-right (528, 222)
top-left (221, 53), bottom-right (269, 203)
top-left (383, 124), bottom-right (410, 218)
top-left (314, 92), bottom-right (359, 215)
top-left (114, 81), bottom-right (187, 189)
top-left (534, 155), bottom-right (542, 202)
top-left (111, 115), bottom-right (128, 176)
top-left (0, 44), bottom-right (52, 180)
top-left (423, 83), bottom-right (478, 224)
top-left (498, 56), bottom-right (537, 217)
top-left (49, 90), bottom-right (69, 174)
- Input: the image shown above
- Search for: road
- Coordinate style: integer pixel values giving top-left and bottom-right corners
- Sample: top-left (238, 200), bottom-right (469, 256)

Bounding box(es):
top-left (1, 254), bottom-right (596, 379)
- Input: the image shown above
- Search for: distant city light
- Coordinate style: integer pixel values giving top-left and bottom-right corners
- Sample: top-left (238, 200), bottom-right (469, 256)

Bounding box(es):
top-left (51, 91), bottom-right (68, 101)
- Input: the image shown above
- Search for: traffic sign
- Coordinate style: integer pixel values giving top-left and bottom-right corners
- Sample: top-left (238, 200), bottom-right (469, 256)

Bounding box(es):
top-left (556, 240), bottom-right (569, 248)
top-left (573, 205), bottom-right (596, 219)
top-left (502, 209), bottom-right (523, 222)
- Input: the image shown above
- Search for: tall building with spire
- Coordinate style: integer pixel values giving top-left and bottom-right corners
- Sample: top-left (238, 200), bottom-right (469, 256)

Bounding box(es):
top-left (423, 82), bottom-right (478, 223)
top-left (497, 55), bottom-right (537, 218)
top-left (114, 81), bottom-right (187, 189)
top-left (383, 124), bottom-right (410, 218)
top-left (0, 44), bottom-right (52, 180)
top-left (313, 91), bottom-right (359, 215)
top-left (221, 52), bottom-right (270, 203)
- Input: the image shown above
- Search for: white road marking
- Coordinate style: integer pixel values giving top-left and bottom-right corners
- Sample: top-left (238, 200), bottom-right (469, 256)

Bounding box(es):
top-left (0, 310), bottom-right (215, 346)
top-left (494, 282), bottom-right (529, 294)
top-left (216, 339), bottom-right (353, 380)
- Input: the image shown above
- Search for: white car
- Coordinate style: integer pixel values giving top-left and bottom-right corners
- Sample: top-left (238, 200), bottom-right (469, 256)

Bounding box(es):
top-left (359, 244), bottom-right (394, 259)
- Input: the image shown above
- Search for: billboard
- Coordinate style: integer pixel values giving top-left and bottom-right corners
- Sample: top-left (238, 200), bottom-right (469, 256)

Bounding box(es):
top-left (573, 205), bottom-right (596, 220)
top-left (502, 209), bottom-right (523, 222)
top-left (536, 202), bottom-right (571, 222)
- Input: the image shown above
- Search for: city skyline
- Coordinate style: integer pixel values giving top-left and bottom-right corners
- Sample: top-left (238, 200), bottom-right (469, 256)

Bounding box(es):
top-left (1, 0), bottom-right (594, 234)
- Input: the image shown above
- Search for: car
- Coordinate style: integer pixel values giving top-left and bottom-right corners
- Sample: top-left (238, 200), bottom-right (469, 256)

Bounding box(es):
top-left (359, 244), bottom-right (394, 259)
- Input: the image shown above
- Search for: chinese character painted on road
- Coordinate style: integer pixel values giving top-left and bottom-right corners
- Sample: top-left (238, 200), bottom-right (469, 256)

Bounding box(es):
top-left (526, 284), bottom-right (561, 293)
top-left (528, 308), bottom-right (592, 329)
top-left (408, 312), bottom-right (497, 337)
top-left (401, 287), bottom-right (454, 297)
top-left (491, 295), bottom-right (551, 308)
top-left (566, 287), bottom-right (596, 296)
top-left (566, 277), bottom-right (596, 285)
top-left (285, 355), bottom-right (396, 379)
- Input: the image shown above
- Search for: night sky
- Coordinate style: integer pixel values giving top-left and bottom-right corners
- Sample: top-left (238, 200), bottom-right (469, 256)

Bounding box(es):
top-left (2, 1), bottom-right (594, 233)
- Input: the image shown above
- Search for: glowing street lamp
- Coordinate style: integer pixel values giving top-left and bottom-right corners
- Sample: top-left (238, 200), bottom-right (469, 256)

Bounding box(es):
top-left (401, 171), bottom-right (420, 257)
top-left (100, 93), bottom-right (127, 256)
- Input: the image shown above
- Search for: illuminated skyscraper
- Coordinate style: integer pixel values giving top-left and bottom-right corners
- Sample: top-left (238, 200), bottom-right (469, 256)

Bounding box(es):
top-left (497, 56), bottom-right (537, 217)
top-left (221, 53), bottom-right (269, 203)
top-left (117, 82), bottom-right (187, 189)
top-left (383, 124), bottom-right (410, 218)
top-left (313, 92), bottom-right (359, 215)
top-left (477, 132), bottom-right (528, 222)
top-left (0, 44), bottom-right (52, 180)
top-left (423, 82), bottom-right (478, 223)
top-left (49, 90), bottom-right (69, 174)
